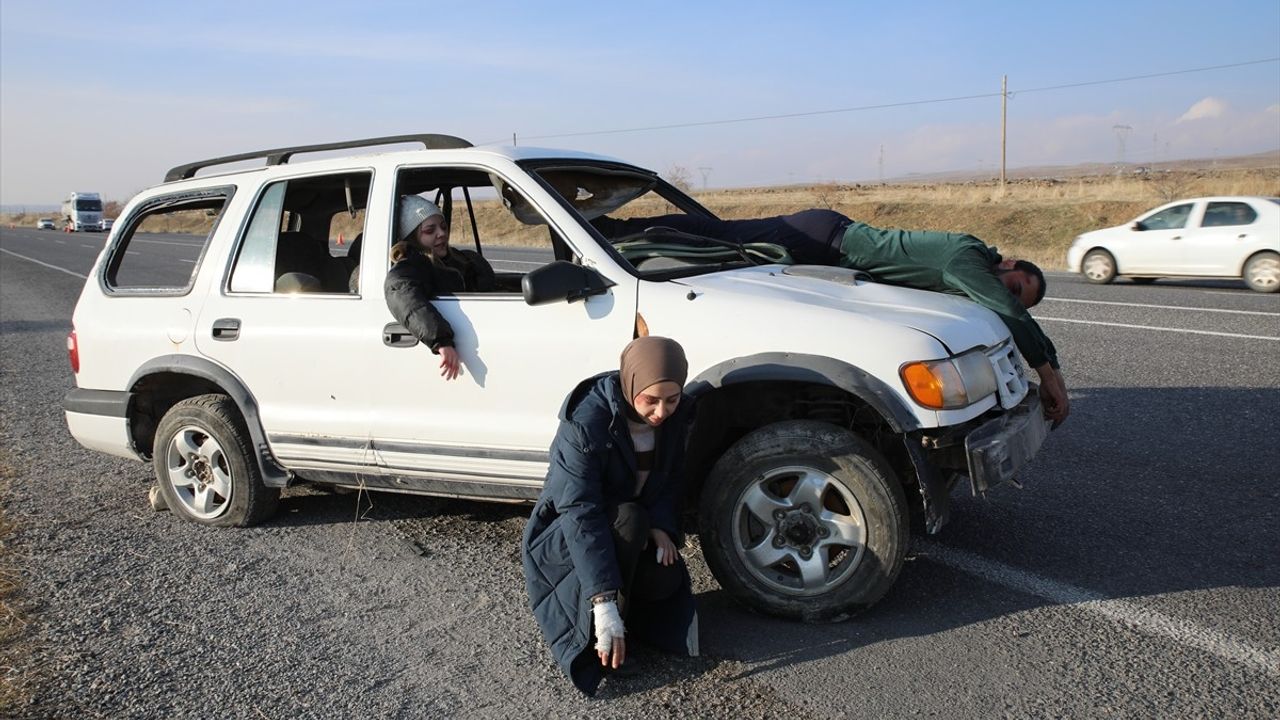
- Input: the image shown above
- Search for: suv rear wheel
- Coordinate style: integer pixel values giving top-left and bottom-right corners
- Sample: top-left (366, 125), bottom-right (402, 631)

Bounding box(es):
top-left (699, 420), bottom-right (908, 622)
top-left (153, 394), bottom-right (279, 527)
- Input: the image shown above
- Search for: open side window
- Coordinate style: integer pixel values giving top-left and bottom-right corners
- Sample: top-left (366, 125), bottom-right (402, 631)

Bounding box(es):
top-left (102, 190), bottom-right (231, 295)
top-left (393, 167), bottom-right (573, 294)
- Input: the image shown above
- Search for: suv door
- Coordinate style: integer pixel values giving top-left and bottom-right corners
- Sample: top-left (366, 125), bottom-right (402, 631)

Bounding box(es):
top-left (366, 168), bottom-right (637, 495)
top-left (194, 170), bottom-right (383, 478)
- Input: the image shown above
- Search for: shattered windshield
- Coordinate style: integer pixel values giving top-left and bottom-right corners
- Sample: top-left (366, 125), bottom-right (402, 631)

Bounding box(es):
top-left (523, 164), bottom-right (791, 278)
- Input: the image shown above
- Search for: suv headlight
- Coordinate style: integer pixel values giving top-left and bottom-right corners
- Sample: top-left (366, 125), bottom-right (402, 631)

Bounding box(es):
top-left (899, 348), bottom-right (998, 410)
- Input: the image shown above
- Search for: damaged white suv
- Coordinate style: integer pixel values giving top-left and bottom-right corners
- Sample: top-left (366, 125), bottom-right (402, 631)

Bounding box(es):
top-left (64, 134), bottom-right (1050, 620)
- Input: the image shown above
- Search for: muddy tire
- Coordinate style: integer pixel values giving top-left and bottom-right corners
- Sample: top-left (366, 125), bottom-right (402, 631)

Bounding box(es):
top-left (152, 394), bottom-right (279, 527)
top-left (698, 420), bottom-right (909, 622)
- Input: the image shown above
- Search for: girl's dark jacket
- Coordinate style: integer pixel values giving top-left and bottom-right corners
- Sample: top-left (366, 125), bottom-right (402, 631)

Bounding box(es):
top-left (383, 242), bottom-right (496, 352)
top-left (522, 371), bottom-right (697, 696)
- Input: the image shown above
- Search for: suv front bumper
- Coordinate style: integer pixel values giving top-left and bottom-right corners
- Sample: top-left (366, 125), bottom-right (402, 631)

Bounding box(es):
top-left (964, 390), bottom-right (1051, 494)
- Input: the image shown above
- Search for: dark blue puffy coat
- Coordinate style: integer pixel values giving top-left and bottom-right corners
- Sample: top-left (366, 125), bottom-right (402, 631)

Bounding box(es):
top-left (522, 371), bottom-right (697, 695)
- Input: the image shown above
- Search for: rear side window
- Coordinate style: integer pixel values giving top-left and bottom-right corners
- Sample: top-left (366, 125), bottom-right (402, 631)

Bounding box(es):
top-left (1201, 201), bottom-right (1257, 227)
top-left (228, 171), bottom-right (371, 295)
top-left (103, 192), bottom-right (230, 293)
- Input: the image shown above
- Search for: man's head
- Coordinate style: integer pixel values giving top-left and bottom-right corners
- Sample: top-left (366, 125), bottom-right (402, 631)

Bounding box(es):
top-left (996, 259), bottom-right (1047, 308)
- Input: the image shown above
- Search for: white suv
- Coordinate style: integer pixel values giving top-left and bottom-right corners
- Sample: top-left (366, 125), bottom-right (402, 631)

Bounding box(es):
top-left (63, 134), bottom-right (1050, 620)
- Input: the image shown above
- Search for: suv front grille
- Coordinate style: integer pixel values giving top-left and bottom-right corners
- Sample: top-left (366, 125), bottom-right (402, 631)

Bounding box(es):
top-left (986, 342), bottom-right (1027, 408)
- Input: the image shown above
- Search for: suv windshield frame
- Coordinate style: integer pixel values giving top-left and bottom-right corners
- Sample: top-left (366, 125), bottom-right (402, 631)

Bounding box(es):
top-left (518, 159), bottom-right (766, 281)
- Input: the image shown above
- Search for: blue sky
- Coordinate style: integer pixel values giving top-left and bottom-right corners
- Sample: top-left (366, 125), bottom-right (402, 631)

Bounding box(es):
top-left (2, 0), bottom-right (1277, 206)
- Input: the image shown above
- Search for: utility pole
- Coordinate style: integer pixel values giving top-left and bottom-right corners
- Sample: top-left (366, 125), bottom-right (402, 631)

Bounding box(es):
top-left (512, 133), bottom-right (517, 147)
top-left (697, 166), bottom-right (712, 189)
top-left (878, 144), bottom-right (884, 183)
top-left (1000, 74), bottom-right (1007, 186)
top-left (1112, 124), bottom-right (1132, 175)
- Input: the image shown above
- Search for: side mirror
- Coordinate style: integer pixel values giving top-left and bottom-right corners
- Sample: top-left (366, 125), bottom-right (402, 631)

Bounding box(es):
top-left (1130, 221), bottom-right (1146, 231)
top-left (522, 261), bottom-right (614, 306)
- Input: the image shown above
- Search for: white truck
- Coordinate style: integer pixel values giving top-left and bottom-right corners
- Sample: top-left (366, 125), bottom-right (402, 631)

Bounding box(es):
top-left (62, 191), bottom-right (104, 232)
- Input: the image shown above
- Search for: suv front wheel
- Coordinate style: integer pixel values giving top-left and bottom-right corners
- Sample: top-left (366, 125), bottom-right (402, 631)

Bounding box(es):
top-left (698, 420), bottom-right (908, 622)
top-left (153, 394), bottom-right (280, 527)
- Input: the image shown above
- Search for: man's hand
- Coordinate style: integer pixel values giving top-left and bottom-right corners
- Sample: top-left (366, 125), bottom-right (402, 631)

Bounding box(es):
top-left (438, 346), bottom-right (461, 381)
top-left (650, 528), bottom-right (679, 566)
top-left (1034, 364), bottom-right (1069, 428)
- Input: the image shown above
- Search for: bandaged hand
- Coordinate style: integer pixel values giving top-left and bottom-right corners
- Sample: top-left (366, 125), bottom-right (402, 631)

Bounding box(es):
top-left (592, 599), bottom-right (626, 668)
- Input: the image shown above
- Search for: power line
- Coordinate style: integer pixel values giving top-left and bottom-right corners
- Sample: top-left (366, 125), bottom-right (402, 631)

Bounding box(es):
top-left (1012, 58), bottom-right (1278, 96)
top-left (481, 57), bottom-right (1279, 146)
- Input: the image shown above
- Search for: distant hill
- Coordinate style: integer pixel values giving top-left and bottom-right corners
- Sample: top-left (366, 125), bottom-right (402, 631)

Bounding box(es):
top-left (890, 149), bottom-right (1280, 184)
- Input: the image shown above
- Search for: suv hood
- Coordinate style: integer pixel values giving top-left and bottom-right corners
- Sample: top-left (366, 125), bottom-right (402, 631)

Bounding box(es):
top-left (673, 265), bottom-right (1011, 356)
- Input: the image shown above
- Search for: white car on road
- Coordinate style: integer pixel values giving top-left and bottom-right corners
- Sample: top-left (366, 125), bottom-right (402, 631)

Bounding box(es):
top-left (1066, 196), bottom-right (1280, 292)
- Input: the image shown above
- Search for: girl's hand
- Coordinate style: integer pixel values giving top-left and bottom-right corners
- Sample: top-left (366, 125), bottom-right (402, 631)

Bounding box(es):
top-left (650, 528), bottom-right (678, 566)
top-left (438, 346), bottom-right (461, 381)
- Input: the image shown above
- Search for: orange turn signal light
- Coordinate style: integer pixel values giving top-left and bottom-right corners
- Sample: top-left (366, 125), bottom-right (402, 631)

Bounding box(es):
top-left (900, 362), bottom-right (946, 409)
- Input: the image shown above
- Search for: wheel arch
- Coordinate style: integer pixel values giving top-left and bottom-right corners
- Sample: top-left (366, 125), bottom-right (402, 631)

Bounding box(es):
top-left (126, 355), bottom-right (292, 488)
top-left (683, 353), bottom-right (934, 528)
top-left (1240, 248), bottom-right (1280, 275)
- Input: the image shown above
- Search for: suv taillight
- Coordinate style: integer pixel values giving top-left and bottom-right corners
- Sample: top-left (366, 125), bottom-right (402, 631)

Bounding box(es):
top-left (67, 330), bottom-right (79, 374)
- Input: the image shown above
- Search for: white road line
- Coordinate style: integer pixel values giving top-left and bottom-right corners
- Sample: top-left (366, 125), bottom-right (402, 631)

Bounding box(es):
top-left (1035, 316), bottom-right (1280, 341)
top-left (80, 244), bottom-right (94, 249)
top-left (0, 248), bottom-right (87, 279)
top-left (54, 239), bottom-right (65, 244)
top-left (1042, 297), bottom-right (1280, 317)
top-left (178, 259), bottom-right (196, 264)
top-left (489, 259), bottom-right (547, 267)
top-left (131, 238), bottom-right (205, 247)
top-left (916, 541), bottom-right (1280, 677)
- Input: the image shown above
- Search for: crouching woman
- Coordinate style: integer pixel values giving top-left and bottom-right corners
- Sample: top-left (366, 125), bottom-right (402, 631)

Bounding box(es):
top-left (522, 336), bottom-right (699, 696)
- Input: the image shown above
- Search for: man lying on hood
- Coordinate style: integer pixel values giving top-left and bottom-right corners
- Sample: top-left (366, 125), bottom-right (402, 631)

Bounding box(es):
top-left (591, 210), bottom-right (1069, 427)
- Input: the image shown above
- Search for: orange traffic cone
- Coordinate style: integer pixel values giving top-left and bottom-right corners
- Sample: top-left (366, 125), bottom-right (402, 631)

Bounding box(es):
top-left (337, 233), bottom-right (345, 246)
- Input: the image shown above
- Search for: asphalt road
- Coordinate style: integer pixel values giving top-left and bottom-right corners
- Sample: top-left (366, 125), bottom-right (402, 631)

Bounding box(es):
top-left (2, 224), bottom-right (1278, 718)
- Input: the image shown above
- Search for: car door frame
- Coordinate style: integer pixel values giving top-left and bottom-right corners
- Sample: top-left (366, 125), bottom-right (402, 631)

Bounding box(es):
top-left (360, 158), bottom-right (640, 499)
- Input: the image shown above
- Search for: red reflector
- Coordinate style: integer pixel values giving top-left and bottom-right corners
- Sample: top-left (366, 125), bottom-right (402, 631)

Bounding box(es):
top-left (67, 331), bottom-right (80, 374)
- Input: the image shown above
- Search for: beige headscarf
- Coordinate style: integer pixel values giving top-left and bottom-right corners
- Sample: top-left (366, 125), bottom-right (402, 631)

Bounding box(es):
top-left (619, 336), bottom-right (688, 405)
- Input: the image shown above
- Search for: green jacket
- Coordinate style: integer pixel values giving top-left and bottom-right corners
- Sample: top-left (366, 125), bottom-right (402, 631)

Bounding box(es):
top-left (838, 222), bottom-right (1059, 369)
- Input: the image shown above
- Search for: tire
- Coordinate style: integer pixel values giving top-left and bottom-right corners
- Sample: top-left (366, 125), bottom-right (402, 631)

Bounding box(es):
top-left (1243, 252), bottom-right (1280, 293)
top-left (152, 394), bottom-right (279, 527)
top-left (1130, 277), bottom-right (1157, 285)
top-left (1081, 249), bottom-right (1117, 284)
top-left (698, 420), bottom-right (909, 622)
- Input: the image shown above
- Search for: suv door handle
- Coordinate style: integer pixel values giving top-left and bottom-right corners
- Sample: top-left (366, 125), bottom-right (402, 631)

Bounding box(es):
top-left (383, 323), bottom-right (419, 348)
top-left (212, 318), bottom-right (240, 341)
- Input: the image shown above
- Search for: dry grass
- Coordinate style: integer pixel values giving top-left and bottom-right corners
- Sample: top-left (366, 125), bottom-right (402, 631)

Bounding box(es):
top-left (0, 454), bottom-right (36, 715)
top-left (5, 168), bottom-right (1275, 269)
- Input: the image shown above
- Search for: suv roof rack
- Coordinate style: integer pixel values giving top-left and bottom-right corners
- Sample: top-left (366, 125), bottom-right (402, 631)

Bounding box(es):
top-left (164, 133), bottom-right (474, 183)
